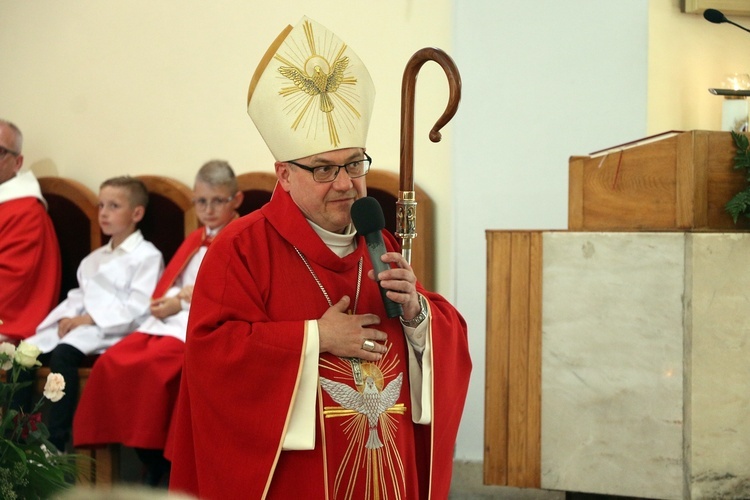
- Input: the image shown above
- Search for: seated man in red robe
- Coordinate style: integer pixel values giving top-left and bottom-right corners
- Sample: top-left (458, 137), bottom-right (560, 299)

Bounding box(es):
top-left (0, 119), bottom-right (61, 342)
top-left (167, 17), bottom-right (472, 500)
top-left (73, 160), bottom-right (243, 486)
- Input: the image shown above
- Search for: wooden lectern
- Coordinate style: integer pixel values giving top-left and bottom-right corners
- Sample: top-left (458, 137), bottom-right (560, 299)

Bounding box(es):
top-left (569, 130), bottom-right (750, 231)
top-left (484, 131), bottom-right (750, 495)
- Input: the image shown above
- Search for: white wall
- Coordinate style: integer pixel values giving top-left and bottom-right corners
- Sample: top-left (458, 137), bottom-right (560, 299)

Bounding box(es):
top-left (452, 1), bottom-right (649, 460)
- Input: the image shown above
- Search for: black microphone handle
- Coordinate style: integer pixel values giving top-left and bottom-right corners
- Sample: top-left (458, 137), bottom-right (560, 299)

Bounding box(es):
top-left (363, 231), bottom-right (404, 318)
top-left (727, 19), bottom-right (750, 35)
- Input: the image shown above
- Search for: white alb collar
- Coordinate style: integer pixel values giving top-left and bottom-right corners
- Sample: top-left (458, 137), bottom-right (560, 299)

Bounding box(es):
top-left (307, 221), bottom-right (357, 258)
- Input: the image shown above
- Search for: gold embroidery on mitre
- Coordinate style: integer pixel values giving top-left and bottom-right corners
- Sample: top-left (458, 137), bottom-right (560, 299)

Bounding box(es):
top-left (274, 20), bottom-right (360, 148)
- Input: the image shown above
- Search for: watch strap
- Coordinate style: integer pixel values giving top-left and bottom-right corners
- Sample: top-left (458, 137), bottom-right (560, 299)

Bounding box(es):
top-left (400, 294), bottom-right (427, 328)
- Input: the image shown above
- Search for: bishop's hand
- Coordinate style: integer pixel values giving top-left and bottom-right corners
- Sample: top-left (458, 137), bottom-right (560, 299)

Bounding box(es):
top-left (369, 251), bottom-right (421, 321)
top-left (318, 296), bottom-right (386, 361)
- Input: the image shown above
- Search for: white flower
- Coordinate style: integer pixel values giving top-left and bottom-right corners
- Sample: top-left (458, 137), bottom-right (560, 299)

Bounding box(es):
top-left (43, 373), bottom-right (65, 402)
top-left (15, 341), bottom-right (42, 368)
top-left (0, 342), bottom-right (15, 370)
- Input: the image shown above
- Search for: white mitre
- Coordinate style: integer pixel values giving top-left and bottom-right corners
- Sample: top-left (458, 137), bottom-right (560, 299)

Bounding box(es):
top-left (247, 16), bottom-right (375, 161)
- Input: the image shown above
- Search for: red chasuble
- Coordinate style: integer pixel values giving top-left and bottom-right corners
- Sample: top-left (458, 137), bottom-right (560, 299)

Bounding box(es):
top-left (0, 197), bottom-right (61, 340)
top-left (151, 227), bottom-right (211, 299)
top-left (73, 227), bottom-right (209, 450)
top-left (168, 188), bottom-right (471, 500)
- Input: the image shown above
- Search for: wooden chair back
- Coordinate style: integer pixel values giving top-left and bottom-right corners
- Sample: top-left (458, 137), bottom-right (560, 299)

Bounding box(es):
top-left (365, 170), bottom-right (434, 290)
top-left (236, 171), bottom-right (277, 216)
top-left (38, 177), bottom-right (102, 302)
top-left (135, 175), bottom-right (197, 264)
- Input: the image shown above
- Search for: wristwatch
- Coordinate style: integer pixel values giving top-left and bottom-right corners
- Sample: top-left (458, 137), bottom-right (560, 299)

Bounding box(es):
top-left (400, 294), bottom-right (428, 328)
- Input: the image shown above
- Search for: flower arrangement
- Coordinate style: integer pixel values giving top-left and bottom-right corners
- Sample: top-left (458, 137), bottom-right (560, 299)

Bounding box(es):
top-left (0, 341), bottom-right (78, 499)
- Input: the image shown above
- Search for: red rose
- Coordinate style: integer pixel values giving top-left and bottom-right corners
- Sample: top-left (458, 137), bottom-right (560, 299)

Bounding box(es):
top-left (13, 412), bottom-right (41, 440)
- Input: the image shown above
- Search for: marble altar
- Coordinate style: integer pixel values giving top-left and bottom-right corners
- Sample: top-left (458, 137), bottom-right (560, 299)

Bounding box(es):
top-left (541, 232), bottom-right (750, 500)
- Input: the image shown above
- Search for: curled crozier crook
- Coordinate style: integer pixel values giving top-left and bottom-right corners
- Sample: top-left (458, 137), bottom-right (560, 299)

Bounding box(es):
top-left (398, 47), bottom-right (462, 264)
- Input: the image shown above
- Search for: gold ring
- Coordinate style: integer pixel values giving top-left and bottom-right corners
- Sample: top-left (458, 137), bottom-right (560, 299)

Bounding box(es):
top-left (362, 340), bottom-right (376, 352)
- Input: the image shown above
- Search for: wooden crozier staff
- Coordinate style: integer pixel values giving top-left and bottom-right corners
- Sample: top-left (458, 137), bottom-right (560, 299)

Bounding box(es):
top-left (398, 48), bottom-right (462, 265)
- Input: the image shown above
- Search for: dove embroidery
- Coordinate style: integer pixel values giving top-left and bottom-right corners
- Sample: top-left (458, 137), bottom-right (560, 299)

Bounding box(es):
top-left (278, 56), bottom-right (349, 113)
top-left (320, 372), bottom-right (403, 449)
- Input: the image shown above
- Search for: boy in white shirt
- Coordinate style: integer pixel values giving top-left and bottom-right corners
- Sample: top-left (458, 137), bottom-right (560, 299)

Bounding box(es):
top-left (24, 176), bottom-right (163, 451)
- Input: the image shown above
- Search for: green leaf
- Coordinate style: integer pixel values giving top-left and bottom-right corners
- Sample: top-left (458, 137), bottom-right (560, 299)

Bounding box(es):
top-left (732, 130), bottom-right (750, 152)
top-left (726, 132), bottom-right (750, 224)
top-left (725, 189), bottom-right (750, 223)
top-left (0, 362), bottom-right (91, 498)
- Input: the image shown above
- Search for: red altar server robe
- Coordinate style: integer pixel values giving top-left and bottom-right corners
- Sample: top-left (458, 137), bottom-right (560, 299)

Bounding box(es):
top-left (74, 227), bottom-right (210, 450)
top-left (0, 195), bottom-right (61, 340)
top-left (168, 188), bottom-right (471, 500)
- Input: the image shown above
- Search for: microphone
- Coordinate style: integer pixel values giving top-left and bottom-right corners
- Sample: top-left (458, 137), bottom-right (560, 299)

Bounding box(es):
top-left (703, 8), bottom-right (750, 34)
top-left (351, 197), bottom-right (404, 318)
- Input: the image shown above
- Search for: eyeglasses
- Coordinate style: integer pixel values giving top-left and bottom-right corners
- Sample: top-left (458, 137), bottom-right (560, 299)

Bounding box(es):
top-left (287, 153), bottom-right (372, 183)
top-left (0, 146), bottom-right (20, 158)
top-left (192, 195), bottom-right (235, 210)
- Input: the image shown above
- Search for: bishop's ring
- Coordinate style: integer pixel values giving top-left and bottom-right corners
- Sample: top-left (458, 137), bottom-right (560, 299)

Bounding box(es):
top-left (362, 340), bottom-right (376, 352)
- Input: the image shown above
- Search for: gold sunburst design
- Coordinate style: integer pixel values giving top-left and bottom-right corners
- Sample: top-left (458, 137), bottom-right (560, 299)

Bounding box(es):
top-left (274, 19), bottom-right (361, 148)
top-left (319, 345), bottom-right (408, 499)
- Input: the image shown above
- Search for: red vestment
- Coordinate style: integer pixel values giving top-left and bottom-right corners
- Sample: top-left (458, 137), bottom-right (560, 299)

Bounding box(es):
top-left (0, 197), bottom-right (61, 340)
top-left (73, 227), bottom-right (209, 450)
top-left (167, 188), bottom-right (471, 500)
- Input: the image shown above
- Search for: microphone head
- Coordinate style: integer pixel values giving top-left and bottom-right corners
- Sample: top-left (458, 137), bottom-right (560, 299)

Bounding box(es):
top-left (351, 196), bottom-right (386, 234)
top-left (704, 8), bottom-right (727, 24)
